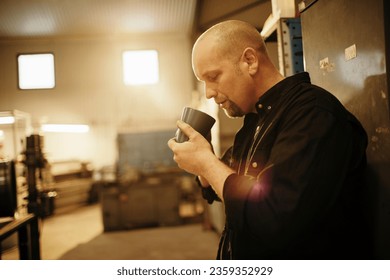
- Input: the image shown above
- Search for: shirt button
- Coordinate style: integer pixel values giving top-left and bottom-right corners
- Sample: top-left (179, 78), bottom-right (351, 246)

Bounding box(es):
top-left (252, 162), bottom-right (258, 168)
top-left (267, 105), bottom-right (272, 110)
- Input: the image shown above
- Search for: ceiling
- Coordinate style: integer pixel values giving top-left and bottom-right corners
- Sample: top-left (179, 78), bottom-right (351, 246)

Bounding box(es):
top-left (0, 0), bottom-right (272, 40)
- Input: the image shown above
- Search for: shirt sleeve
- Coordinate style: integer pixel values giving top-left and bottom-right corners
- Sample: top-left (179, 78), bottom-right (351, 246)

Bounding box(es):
top-left (195, 146), bottom-right (234, 204)
top-left (195, 176), bottom-right (220, 204)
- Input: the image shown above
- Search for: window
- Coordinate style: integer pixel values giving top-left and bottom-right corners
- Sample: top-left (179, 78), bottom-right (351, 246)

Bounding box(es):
top-left (122, 50), bottom-right (159, 86)
top-left (17, 53), bottom-right (55, 90)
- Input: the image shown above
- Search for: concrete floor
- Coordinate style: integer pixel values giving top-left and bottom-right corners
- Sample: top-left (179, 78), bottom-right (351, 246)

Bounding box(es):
top-left (1, 203), bottom-right (220, 260)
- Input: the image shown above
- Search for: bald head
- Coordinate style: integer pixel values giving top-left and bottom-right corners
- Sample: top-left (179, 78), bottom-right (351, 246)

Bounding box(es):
top-left (194, 20), bottom-right (268, 62)
top-left (191, 20), bottom-right (283, 116)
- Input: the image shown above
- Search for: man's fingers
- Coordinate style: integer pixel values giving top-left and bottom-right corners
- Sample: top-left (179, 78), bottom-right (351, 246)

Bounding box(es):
top-left (176, 120), bottom-right (198, 140)
top-left (167, 137), bottom-right (177, 149)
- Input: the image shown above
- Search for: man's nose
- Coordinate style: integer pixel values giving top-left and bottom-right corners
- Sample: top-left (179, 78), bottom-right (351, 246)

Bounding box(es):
top-left (205, 86), bottom-right (217, 99)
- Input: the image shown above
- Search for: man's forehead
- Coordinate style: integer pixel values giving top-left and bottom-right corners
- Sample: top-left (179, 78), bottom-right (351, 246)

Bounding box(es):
top-left (193, 54), bottom-right (220, 79)
top-left (193, 40), bottom-right (215, 70)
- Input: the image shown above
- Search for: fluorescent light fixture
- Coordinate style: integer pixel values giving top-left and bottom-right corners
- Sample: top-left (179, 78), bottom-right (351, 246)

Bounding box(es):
top-left (0, 116), bottom-right (15, 124)
top-left (123, 50), bottom-right (159, 85)
top-left (41, 124), bottom-right (90, 133)
top-left (18, 53), bottom-right (55, 89)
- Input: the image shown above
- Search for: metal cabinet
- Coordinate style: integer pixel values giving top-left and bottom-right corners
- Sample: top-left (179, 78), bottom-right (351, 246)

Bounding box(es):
top-left (101, 173), bottom-right (182, 231)
top-left (300, 0), bottom-right (390, 259)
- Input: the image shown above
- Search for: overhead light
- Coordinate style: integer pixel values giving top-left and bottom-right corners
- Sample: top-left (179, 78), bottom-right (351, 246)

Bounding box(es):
top-left (0, 116), bottom-right (15, 124)
top-left (41, 124), bottom-right (90, 133)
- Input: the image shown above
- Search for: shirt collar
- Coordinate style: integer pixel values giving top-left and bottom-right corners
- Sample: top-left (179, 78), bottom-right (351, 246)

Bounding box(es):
top-left (255, 72), bottom-right (311, 116)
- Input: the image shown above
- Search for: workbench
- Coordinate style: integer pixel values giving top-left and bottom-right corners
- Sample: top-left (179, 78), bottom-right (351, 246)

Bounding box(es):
top-left (0, 214), bottom-right (40, 260)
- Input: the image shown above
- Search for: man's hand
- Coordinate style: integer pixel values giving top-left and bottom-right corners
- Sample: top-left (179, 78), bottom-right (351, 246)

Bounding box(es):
top-left (168, 120), bottom-right (235, 201)
top-left (167, 120), bottom-right (214, 176)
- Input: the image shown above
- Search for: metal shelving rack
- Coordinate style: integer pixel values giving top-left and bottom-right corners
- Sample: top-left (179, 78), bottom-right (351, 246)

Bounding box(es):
top-left (261, 0), bottom-right (304, 77)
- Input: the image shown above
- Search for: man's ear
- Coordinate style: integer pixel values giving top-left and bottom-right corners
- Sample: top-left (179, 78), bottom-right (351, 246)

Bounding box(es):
top-left (242, 47), bottom-right (258, 75)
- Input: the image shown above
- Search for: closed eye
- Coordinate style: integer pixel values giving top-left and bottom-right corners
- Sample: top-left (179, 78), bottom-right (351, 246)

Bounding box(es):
top-left (207, 73), bottom-right (219, 82)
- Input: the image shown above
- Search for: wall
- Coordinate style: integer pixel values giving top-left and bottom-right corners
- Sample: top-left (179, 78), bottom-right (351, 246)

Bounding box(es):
top-left (301, 0), bottom-right (390, 258)
top-left (0, 33), bottom-right (194, 168)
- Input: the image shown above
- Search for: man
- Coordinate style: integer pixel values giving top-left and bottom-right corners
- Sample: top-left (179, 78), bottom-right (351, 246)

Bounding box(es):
top-left (167, 20), bottom-right (371, 259)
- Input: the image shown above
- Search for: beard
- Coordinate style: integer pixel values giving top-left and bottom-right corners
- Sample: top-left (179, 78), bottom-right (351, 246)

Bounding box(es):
top-left (222, 99), bottom-right (245, 118)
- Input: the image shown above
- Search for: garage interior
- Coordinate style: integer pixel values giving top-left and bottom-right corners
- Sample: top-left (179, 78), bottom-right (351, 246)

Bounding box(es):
top-left (0, 0), bottom-right (389, 260)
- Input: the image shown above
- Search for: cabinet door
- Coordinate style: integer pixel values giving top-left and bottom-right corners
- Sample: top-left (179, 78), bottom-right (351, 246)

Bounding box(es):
top-left (155, 184), bottom-right (181, 226)
top-left (122, 187), bottom-right (157, 228)
top-left (101, 189), bottom-right (121, 231)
